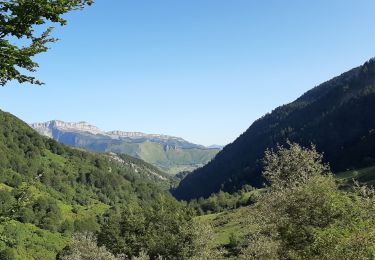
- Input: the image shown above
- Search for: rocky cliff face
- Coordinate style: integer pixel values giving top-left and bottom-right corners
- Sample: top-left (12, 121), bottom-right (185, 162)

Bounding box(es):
top-left (31, 120), bottom-right (103, 137)
top-left (31, 120), bottom-right (192, 145)
top-left (107, 130), bottom-right (184, 141)
top-left (30, 120), bottom-right (220, 175)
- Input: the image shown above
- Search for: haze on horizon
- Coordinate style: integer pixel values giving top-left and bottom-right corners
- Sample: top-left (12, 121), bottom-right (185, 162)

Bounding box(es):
top-left (1, 0), bottom-right (375, 146)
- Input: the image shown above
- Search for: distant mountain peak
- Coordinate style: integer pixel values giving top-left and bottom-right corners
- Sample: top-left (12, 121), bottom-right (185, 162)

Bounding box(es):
top-left (30, 120), bottom-right (104, 136)
top-left (30, 120), bottom-right (220, 174)
top-left (30, 120), bottom-right (188, 142)
top-left (106, 130), bottom-right (186, 142)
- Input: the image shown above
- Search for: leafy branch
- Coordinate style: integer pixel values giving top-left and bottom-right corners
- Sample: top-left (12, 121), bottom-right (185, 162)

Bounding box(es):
top-left (0, 0), bottom-right (93, 86)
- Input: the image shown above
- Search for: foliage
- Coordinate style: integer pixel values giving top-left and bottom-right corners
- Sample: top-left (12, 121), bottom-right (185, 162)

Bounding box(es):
top-left (58, 232), bottom-right (121, 260)
top-left (188, 186), bottom-right (260, 215)
top-left (174, 58), bottom-right (375, 200)
top-left (227, 232), bottom-right (244, 256)
top-left (195, 206), bottom-right (254, 258)
top-left (0, 0), bottom-right (93, 86)
top-left (263, 141), bottom-right (329, 189)
top-left (98, 196), bottom-right (213, 260)
top-left (336, 164), bottom-right (375, 185)
top-left (0, 219), bottom-right (68, 260)
top-left (0, 110), bottom-right (174, 259)
top-left (240, 143), bottom-right (375, 259)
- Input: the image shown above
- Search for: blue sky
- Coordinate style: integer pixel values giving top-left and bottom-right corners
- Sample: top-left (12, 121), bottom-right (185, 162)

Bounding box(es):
top-left (2, 0), bottom-right (375, 146)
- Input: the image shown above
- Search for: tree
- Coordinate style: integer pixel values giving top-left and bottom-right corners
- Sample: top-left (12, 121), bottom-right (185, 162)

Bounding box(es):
top-left (263, 141), bottom-right (330, 190)
top-left (241, 143), bottom-right (375, 259)
top-left (0, 0), bottom-right (93, 86)
top-left (0, 190), bottom-right (16, 217)
top-left (58, 232), bottom-right (121, 260)
top-left (98, 197), bottom-right (213, 259)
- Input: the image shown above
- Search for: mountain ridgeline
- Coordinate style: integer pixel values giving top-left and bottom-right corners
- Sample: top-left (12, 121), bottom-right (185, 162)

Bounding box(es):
top-left (173, 59), bottom-right (375, 200)
top-left (31, 121), bottom-right (220, 175)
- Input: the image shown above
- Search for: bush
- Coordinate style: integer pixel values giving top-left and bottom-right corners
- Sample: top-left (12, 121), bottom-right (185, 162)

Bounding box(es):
top-left (98, 197), bottom-right (212, 259)
top-left (58, 233), bottom-right (121, 260)
top-left (241, 143), bottom-right (375, 259)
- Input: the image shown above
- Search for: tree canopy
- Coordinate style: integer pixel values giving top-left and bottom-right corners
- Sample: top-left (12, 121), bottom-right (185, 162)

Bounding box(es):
top-left (0, 0), bottom-right (93, 86)
top-left (240, 143), bottom-right (375, 259)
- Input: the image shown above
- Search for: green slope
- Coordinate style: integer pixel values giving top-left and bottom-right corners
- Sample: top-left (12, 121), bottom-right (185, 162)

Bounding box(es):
top-left (84, 140), bottom-right (219, 175)
top-left (0, 110), bottom-right (171, 259)
top-left (336, 164), bottom-right (375, 185)
top-left (196, 207), bottom-right (251, 248)
top-left (109, 141), bottom-right (219, 174)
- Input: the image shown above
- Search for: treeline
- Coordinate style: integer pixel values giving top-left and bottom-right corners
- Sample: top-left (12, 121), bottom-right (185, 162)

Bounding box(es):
top-left (188, 186), bottom-right (260, 215)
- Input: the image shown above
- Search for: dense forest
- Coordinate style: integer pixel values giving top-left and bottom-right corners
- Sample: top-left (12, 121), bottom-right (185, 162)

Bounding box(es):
top-left (173, 59), bottom-right (375, 200)
top-left (0, 110), bottom-right (210, 259)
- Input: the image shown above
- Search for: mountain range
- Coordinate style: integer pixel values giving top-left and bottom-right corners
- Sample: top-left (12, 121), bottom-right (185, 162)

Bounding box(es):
top-left (30, 121), bottom-right (220, 175)
top-left (173, 58), bottom-right (375, 200)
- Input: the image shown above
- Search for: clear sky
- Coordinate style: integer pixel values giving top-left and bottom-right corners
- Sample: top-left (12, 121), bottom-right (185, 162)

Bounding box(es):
top-left (2, 0), bottom-right (375, 146)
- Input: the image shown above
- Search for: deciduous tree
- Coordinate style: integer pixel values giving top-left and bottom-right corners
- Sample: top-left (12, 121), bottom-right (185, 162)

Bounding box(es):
top-left (0, 0), bottom-right (93, 86)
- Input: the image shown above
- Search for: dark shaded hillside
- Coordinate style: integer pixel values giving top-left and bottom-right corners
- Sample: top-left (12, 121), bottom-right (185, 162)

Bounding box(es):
top-left (173, 59), bottom-right (375, 200)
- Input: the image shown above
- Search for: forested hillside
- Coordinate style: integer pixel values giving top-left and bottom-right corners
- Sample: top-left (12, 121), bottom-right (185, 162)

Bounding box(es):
top-left (174, 59), bottom-right (375, 200)
top-left (0, 110), bottom-right (206, 259)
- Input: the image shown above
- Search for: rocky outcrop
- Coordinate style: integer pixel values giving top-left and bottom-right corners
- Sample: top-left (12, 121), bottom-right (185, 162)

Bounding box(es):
top-left (31, 120), bottom-right (104, 136)
top-left (31, 120), bottom-right (190, 144)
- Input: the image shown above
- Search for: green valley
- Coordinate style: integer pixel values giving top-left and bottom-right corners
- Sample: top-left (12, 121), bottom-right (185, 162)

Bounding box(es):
top-left (0, 110), bottom-right (207, 259)
top-left (1, 1), bottom-right (375, 259)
